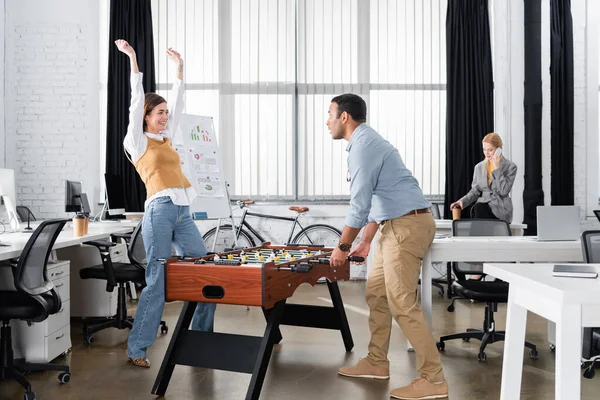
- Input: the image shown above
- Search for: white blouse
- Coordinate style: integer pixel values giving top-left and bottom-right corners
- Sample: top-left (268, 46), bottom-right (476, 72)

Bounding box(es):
top-left (122, 72), bottom-right (197, 210)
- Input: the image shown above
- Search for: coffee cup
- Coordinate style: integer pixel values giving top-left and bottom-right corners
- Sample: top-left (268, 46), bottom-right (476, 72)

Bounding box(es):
top-left (452, 206), bottom-right (462, 220)
top-left (73, 214), bottom-right (86, 237)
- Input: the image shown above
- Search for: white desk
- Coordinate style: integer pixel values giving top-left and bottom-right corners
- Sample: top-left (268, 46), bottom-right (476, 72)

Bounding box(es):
top-left (0, 222), bottom-right (133, 362)
top-left (0, 223), bottom-right (132, 261)
top-left (420, 237), bottom-right (583, 329)
top-left (434, 220), bottom-right (527, 236)
top-left (483, 263), bottom-right (600, 400)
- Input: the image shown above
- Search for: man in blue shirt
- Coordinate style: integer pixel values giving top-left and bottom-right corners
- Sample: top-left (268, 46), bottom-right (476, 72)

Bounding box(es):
top-left (328, 94), bottom-right (448, 400)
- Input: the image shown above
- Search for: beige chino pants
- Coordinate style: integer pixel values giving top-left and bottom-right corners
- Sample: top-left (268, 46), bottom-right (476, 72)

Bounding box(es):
top-left (365, 212), bottom-right (444, 382)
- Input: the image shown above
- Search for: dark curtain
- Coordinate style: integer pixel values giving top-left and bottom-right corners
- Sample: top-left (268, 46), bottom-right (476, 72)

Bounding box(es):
top-left (444, 0), bottom-right (494, 219)
top-left (523, 0), bottom-right (544, 235)
top-left (105, 0), bottom-right (156, 212)
top-left (550, 0), bottom-right (574, 205)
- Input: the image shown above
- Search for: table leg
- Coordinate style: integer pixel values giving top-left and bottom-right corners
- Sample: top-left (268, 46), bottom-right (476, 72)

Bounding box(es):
top-left (555, 305), bottom-right (582, 400)
top-left (421, 251), bottom-right (433, 327)
top-left (500, 287), bottom-right (527, 400)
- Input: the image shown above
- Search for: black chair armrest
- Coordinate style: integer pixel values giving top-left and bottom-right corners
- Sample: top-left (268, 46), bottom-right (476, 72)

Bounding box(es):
top-left (82, 240), bottom-right (118, 290)
top-left (111, 232), bottom-right (133, 242)
top-left (84, 240), bottom-right (116, 250)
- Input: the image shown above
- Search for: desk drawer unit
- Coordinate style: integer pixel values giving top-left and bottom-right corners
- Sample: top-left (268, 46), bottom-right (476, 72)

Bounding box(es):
top-left (12, 260), bottom-right (72, 362)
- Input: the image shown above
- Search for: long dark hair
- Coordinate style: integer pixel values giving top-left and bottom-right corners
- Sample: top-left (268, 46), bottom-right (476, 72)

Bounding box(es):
top-left (143, 93), bottom-right (167, 131)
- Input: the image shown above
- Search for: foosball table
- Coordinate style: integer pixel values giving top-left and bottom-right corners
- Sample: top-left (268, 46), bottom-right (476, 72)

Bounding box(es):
top-left (152, 243), bottom-right (362, 400)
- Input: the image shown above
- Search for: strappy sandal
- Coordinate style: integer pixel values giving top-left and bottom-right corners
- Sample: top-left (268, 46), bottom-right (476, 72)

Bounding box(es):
top-left (128, 357), bottom-right (151, 368)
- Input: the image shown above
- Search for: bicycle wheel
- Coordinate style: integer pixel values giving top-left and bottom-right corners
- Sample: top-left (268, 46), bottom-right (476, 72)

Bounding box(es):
top-left (291, 224), bottom-right (342, 248)
top-left (202, 225), bottom-right (255, 253)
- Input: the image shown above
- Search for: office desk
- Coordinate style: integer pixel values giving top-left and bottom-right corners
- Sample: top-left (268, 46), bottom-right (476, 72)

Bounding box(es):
top-left (0, 223), bottom-right (132, 261)
top-left (0, 222), bottom-right (133, 362)
top-left (420, 237), bottom-right (583, 329)
top-left (483, 263), bottom-right (600, 400)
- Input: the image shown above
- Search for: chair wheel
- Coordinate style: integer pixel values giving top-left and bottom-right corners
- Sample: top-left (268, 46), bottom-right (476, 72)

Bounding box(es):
top-left (462, 337), bottom-right (471, 342)
top-left (161, 325), bottom-right (168, 334)
top-left (477, 352), bottom-right (487, 362)
top-left (24, 391), bottom-right (36, 400)
top-left (84, 335), bottom-right (94, 344)
top-left (436, 341), bottom-right (445, 351)
top-left (58, 372), bottom-right (71, 384)
top-left (529, 349), bottom-right (538, 359)
top-left (447, 304), bottom-right (455, 312)
top-left (549, 344), bottom-right (556, 352)
top-left (584, 365), bottom-right (596, 379)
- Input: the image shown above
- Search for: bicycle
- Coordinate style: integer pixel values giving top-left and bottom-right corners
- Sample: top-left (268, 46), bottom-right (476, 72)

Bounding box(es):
top-left (202, 200), bottom-right (342, 253)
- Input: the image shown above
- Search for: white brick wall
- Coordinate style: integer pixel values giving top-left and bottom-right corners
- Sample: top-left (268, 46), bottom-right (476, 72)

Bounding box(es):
top-left (3, 0), bottom-right (100, 221)
top-left (10, 23), bottom-right (90, 219)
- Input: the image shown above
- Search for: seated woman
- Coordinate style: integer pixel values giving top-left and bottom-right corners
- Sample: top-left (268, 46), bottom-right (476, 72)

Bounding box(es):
top-left (450, 132), bottom-right (517, 222)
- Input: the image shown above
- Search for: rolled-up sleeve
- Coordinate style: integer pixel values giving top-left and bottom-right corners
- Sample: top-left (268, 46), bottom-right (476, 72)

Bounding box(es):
top-left (345, 144), bottom-right (381, 228)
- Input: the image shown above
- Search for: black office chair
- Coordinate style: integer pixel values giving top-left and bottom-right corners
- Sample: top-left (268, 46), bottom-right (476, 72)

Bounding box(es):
top-left (79, 222), bottom-right (167, 344)
top-left (580, 230), bottom-right (600, 379)
top-left (16, 206), bottom-right (36, 223)
top-left (0, 218), bottom-right (71, 400)
top-left (437, 219), bottom-right (538, 361)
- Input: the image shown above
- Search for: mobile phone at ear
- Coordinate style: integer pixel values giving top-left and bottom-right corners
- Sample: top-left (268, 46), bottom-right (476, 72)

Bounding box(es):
top-left (494, 148), bottom-right (503, 157)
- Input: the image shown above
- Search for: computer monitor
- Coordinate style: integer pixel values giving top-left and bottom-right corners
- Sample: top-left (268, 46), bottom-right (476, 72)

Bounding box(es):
top-left (104, 173), bottom-right (126, 215)
top-left (0, 168), bottom-right (17, 212)
top-left (65, 180), bottom-right (83, 213)
top-left (79, 192), bottom-right (91, 215)
top-left (0, 169), bottom-right (20, 229)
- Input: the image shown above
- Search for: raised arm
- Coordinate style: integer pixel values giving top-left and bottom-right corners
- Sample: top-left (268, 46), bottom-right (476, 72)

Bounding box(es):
top-left (490, 160), bottom-right (517, 197)
top-left (116, 40), bottom-right (146, 161)
top-left (116, 39), bottom-right (139, 74)
top-left (165, 48), bottom-right (185, 143)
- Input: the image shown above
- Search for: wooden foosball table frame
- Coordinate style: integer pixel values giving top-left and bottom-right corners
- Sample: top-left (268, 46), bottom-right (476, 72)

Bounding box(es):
top-left (151, 243), bottom-right (357, 400)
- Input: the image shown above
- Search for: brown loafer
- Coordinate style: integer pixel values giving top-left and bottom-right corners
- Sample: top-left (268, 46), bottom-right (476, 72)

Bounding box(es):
top-left (128, 357), bottom-right (151, 368)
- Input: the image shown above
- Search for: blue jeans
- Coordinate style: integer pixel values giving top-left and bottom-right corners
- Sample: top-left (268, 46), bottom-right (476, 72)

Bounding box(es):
top-left (127, 197), bottom-right (216, 359)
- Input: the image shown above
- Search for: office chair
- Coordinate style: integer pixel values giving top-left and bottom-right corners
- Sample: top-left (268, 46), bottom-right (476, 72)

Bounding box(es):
top-left (0, 218), bottom-right (71, 400)
top-left (79, 222), bottom-right (167, 344)
top-left (580, 230), bottom-right (600, 379)
top-left (16, 206), bottom-right (36, 223)
top-left (437, 219), bottom-right (538, 361)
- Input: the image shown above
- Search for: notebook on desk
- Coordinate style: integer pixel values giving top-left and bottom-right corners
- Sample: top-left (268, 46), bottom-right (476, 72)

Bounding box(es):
top-left (553, 264), bottom-right (598, 279)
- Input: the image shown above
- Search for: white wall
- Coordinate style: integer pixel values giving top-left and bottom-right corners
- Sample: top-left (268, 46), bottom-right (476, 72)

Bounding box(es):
top-left (3, 0), bottom-right (100, 220)
top-left (0, 0), bottom-right (6, 168)
top-left (492, 0), bottom-right (600, 231)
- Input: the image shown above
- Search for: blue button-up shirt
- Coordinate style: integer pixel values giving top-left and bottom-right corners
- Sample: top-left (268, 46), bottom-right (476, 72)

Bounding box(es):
top-left (345, 123), bottom-right (431, 228)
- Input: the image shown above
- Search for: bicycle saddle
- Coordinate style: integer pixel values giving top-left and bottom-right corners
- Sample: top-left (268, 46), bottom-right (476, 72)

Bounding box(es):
top-left (289, 206), bottom-right (309, 213)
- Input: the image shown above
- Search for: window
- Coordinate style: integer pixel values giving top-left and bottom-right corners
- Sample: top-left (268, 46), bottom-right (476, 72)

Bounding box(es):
top-left (150, 0), bottom-right (447, 199)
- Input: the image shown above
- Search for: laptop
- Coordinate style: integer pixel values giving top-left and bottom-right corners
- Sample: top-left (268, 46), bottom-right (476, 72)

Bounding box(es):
top-left (536, 206), bottom-right (580, 241)
top-left (553, 264), bottom-right (598, 279)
